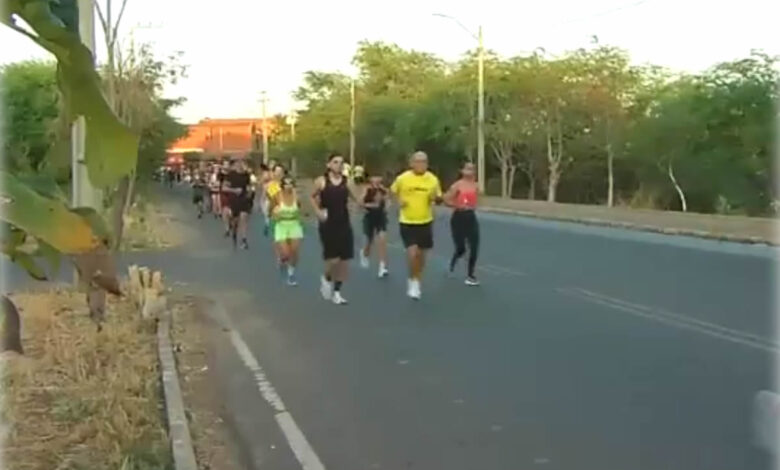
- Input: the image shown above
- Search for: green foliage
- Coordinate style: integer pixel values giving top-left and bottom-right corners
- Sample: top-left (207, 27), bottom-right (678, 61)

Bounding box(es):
top-left (0, 61), bottom-right (59, 173)
top-left (287, 41), bottom-right (777, 214)
top-left (4, 0), bottom-right (139, 188)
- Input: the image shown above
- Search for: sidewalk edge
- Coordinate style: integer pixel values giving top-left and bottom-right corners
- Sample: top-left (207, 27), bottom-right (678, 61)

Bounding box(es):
top-left (158, 312), bottom-right (199, 470)
top-left (480, 205), bottom-right (777, 246)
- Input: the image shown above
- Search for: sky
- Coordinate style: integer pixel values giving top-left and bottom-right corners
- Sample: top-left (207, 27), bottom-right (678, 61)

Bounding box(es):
top-left (1, 0), bottom-right (778, 123)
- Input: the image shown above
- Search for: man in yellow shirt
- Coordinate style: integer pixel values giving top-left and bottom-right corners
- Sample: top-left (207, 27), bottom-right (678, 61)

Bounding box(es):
top-left (390, 151), bottom-right (442, 300)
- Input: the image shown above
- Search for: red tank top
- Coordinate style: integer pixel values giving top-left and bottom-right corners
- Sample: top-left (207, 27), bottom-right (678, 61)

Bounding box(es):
top-left (457, 186), bottom-right (478, 209)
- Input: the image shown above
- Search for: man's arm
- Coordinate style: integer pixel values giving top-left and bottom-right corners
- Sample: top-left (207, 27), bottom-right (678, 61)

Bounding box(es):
top-left (310, 177), bottom-right (327, 220)
top-left (432, 177), bottom-right (444, 205)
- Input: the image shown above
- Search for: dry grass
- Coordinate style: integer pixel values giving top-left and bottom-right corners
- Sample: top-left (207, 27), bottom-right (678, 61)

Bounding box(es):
top-left (1, 288), bottom-right (171, 470)
top-left (122, 196), bottom-right (186, 251)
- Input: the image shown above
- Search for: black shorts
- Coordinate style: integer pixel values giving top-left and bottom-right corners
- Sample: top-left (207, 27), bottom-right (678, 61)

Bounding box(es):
top-left (400, 222), bottom-right (433, 250)
top-left (318, 221), bottom-right (354, 260)
top-left (363, 211), bottom-right (387, 240)
top-left (192, 193), bottom-right (204, 204)
top-left (228, 195), bottom-right (252, 215)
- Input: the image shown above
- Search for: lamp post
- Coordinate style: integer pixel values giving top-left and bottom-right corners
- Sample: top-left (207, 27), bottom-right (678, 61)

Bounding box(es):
top-left (433, 13), bottom-right (485, 193)
top-left (286, 111), bottom-right (298, 176)
top-left (260, 91), bottom-right (269, 164)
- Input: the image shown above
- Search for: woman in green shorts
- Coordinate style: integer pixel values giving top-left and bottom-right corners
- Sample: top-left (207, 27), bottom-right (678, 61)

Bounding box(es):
top-left (272, 176), bottom-right (304, 286)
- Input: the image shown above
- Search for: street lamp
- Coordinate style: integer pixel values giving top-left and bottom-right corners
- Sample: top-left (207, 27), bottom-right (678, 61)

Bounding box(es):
top-left (259, 91), bottom-right (269, 164)
top-left (285, 110), bottom-right (298, 176)
top-left (433, 13), bottom-right (485, 194)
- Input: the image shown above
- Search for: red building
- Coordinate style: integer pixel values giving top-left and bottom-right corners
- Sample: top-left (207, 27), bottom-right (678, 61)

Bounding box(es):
top-left (166, 118), bottom-right (274, 163)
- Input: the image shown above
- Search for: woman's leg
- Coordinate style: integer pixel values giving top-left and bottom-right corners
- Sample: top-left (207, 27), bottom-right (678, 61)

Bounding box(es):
top-left (466, 215), bottom-right (480, 279)
top-left (449, 213), bottom-right (467, 272)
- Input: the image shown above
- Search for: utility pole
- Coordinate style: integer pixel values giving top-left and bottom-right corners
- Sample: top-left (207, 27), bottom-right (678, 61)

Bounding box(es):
top-left (432, 14), bottom-right (486, 193)
top-left (477, 25), bottom-right (485, 194)
top-left (349, 78), bottom-right (356, 171)
top-left (261, 91), bottom-right (269, 164)
top-left (72, 0), bottom-right (100, 209)
top-left (286, 111), bottom-right (298, 176)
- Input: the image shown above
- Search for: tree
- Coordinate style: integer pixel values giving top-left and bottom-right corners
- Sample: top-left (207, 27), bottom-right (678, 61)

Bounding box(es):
top-left (0, 61), bottom-right (59, 173)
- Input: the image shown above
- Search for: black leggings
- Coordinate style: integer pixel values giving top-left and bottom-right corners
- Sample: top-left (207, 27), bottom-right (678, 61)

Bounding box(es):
top-left (449, 210), bottom-right (479, 277)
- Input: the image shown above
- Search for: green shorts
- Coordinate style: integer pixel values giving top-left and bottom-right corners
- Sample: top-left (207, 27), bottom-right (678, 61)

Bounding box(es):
top-left (274, 220), bottom-right (303, 242)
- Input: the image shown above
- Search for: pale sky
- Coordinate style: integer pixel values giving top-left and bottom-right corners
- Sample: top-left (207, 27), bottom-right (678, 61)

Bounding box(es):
top-left (2, 0), bottom-right (778, 123)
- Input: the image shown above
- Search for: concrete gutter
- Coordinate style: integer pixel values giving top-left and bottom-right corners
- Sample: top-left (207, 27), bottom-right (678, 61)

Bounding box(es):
top-left (479, 205), bottom-right (776, 246)
top-left (158, 312), bottom-right (199, 470)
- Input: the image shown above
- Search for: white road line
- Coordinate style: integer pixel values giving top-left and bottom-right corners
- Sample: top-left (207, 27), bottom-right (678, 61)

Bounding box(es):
top-left (558, 287), bottom-right (779, 354)
top-left (229, 330), bottom-right (326, 470)
top-left (573, 288), bottom-right (774, 345)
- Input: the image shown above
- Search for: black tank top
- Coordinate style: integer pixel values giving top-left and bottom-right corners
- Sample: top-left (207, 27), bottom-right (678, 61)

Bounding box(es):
top-left (363, 186), bottom-right (386, 214)
top-left (320, 174), bottom-right (349, 224)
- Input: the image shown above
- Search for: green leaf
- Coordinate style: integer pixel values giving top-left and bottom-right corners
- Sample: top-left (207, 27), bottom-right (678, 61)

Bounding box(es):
top-left (34, 239), bottom-right (61, 275)
top-left (0, 171), bottom-right (99, 254)
top-left (71, 207), bottom-right (112, 247)
top-left (15, 173), bottom-right (68, 202)
top-left (8, 0), bottom-right (139, 188)
top-left (12, 252), bottom-right (48, 281)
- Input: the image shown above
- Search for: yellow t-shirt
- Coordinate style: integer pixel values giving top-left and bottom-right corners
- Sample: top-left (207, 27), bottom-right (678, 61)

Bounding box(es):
top-left (266, 180), bottom-right (281, 199)
top-left (391, 170), bottom-right (442, 225)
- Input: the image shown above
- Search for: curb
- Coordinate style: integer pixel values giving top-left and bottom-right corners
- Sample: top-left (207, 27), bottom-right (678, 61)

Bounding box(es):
top-left (480, 205), bottom-right (776, 246)
top-left (157, 312), bottom-right (199, 470)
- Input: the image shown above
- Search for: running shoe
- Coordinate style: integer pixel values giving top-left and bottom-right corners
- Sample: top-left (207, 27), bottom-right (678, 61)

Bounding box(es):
top-left (320, 276), bottom-right (333, 301)
top-left (378, 265), bottom-right (389, 278)
top-left (465, 277), bottom-right (480, 286)
top-left (332, 291), bottom-right (348, 305)
top-left (359, 250), bottom-right (370, 269)
top-left (411, 280), bottom-right (422, 300)
top-left (287, 273), bottom-right (298, 286)
top-left (241, 239), bottom-right (249, 250)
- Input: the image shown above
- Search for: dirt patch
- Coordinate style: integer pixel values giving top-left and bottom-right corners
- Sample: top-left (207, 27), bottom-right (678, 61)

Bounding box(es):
top-left (123, 195), bottom-right (194, 251)
top-left (1, 287), bottom-right (170, 470)
top-left (169, 299), bottom-right (243, 470)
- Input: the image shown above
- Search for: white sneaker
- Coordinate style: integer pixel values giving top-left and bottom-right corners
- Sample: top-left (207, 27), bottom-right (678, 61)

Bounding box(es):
top-left (359, 251), bottom-right (370, 269)
top-left (465, 277), bottom-right (480, 286)
top-left (320, 276), bottom-right (333, 301)
top-left (378, 263), bottom-right (389, 278)
top-left (409, 279), bottom-right (421, 300)
top-left (332, 291), bottom-right (348, 305)
top-left (406, 279), bottom-right (415, 298)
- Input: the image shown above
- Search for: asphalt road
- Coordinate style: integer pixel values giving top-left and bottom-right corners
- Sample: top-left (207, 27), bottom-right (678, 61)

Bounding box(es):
top-left (4, 189), bottom-right (776, 470)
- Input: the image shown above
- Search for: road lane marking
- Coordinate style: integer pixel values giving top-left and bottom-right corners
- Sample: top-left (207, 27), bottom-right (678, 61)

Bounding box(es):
top-left (573, 288), bottom-right (772, 345)
top-left (229, 329), bottom-right (326, 469)
top-left (558, 287), bottom-right (779, 354)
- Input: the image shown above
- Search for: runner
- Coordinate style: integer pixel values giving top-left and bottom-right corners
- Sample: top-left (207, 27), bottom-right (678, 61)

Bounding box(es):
top-left (219, 160), bottom-right (232, 235)
top-left (224, 159), bottom-right (253, 249)
top-left (445, 162), bottom-right (480, 286)
top-left (359, 173), bottom-right (389, 278)
top-left (208, 165), bottom-right (221, 218)
top-left (266, 164), bottom-right (285, 261)
top-left (257, 163), bottom-right (271, 236)
top-left (191, 170), bottom-right (208, 219)
top-left (310, 153), bottom-right (358, 305)
top-left (272, 176), bottom-right (304, 286)
top-left (390, 151), bottom-right (442, 300)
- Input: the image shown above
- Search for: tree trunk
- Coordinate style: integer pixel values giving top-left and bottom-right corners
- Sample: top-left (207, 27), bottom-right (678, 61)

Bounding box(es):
top-left (500, 158), bottom-right (508, 199)
top-left (508, 164), bottom-right (517, 199)
top-left (528, 175), bottom-right (536, 200)
top-left (607, 142), bottom-right (614, 207)
top-left (667, 161), bottom-right (687, 212)
top-left (111, 176), bottom-right (131, 252)
top-left (547, 167), bottom-right (559, 203)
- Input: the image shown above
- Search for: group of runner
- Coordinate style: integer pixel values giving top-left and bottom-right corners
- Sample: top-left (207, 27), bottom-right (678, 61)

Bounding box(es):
top-left (188, 150), bottom-right (481, 304)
